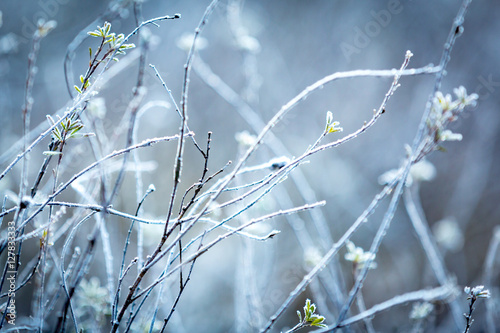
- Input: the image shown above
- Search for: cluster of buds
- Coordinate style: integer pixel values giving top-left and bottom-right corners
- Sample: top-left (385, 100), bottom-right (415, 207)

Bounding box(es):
top-left (344, 240), bottom-right (377, 271)
top-left (464, 285), bottom-right (490, 301)
top-left (425, 86), bottom-right (478, 150)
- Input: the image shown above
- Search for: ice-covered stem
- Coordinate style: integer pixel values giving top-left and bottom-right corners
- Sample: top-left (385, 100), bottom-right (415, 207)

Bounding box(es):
top-left (261, 50), bottom-right (414, 333)
top-left (463, 285), bottom-right (491, 333)
top-left (110, 4), bottom-right (218, 332)
top-left (130, 202), bottom-right (325, 302)
top-left (334, 285), bottom-right (453, 329)
top-left (11, 135), bottom-right (187, 235)
top-left (334, 0), bottom-right (473, 329)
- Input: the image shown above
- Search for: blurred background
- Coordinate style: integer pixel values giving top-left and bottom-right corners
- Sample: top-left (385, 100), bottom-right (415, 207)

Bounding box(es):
top-left (0, 0), bottom-right (499, 332)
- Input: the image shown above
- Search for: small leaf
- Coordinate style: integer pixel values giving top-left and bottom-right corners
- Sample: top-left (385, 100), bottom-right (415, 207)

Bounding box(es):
top-left (74, 85), bottom-right (82, 94)
top-left (120, 43), bottom-right (135, 50)
top-left (326, 111), bottom-right (333, 128)
top-left (52, 127), bottom-right (62, 141)
top-left (326, 121), bottom-right (343, 134)
top-left (304, 300), bottom-right (310, 316)
top-left (87, 31), bottom-right (101, 37)
top-left (43, 151), bottom-right (63, 156)
top-left (46, 115), bottom-right (55, 126)
top-left (311, 316), bottom-right (326, 327)
top-left (69, 128), bottom-right (81, 137)
top-left (61, 119), bottom-right (69, 131)
top-left (104, 22), bottom-right (111, 35)
top-left (296, 310), bottom-right (302, 322)
top-left (309, 315), bottom-right (318, 321)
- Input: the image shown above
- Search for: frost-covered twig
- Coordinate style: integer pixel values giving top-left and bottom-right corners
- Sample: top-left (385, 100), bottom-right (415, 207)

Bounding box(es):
top-left (404, 187), bottom-right (463, 325)
top-left (261, 49), bottom-right (413, 332)
top-left (334, 1), bottom-right (473, 329)
top-left (328, 285), bottom-right (454, 330)
top-left (133, 201), bottom-right (325, 301)
top-left (483, 227), bottom-right (500, 333)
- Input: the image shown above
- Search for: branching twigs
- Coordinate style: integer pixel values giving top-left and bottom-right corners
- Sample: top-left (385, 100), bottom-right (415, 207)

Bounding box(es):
top-left (5, 201), bottom-right (164, 244)
top-left (0, 0), bottom-right (483, 330)
top-left (0, 20), bottom-right (55, 331)
top-left (63, 0), bottom-right (128, 97)
top-left (260, 179), bottom-right (396, 332)
top-left (179, 132), bottom-right (213, 217)
top-left (1, 134), bottom-right (185, 251)
top-left (176, 132), bottom-right (212, 289)
top-left (334, 1), bottom-right (473, 330)
top-left (162, 62), bottom-right (440, 272)
top-left (149, 64), bottom-right (204, 153)
top-left (171, 163), bottom-right (293, 262)
top-left (112, 185), bottom-right (155, 323)
top-left (110, 3), bottom-right (219, 331)
top-left (55, 217), bottom-right (102, 332)
top-left (188, 59), bottom-right (440, 258)
top-left (260, 50), bottom-right (413, 332)
top-left (0, 13), bottom-right (180, 185)
top-left (163, 0), bottom-right (218, 233)
top-left (162, 233), bottom-right (205, 329)
top-left (132, 201), bottom-right (325, 302)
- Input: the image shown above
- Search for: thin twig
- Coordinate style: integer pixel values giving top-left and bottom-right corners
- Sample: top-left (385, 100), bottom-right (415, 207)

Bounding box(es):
top-left (334, 1), bottom-right (473, 329)
top-left (15, 134), bottom-right (186, 233)
top-left (404, 186), bottom-right (463, 326)
top-left (483, 226), bottom-right (500, 333)
top-left (110, 4), bottom-right (218, 332)
top-left (259, 180), bottom-right (395, 333)
top-left (325, 285), bottom-right (454, 330)
top-left (133, 201), bottom-right (325, 302)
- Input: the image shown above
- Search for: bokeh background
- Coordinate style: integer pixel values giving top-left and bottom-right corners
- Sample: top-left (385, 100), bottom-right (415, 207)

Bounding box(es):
top-left (0, 0), bottom-right (499, 332)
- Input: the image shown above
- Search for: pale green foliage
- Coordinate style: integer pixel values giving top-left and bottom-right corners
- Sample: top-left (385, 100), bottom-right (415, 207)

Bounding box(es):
top-left (43, 115), bottom-right (93, 155)
top-left (87, 21), bottom-right (135, 55)
top-left (47, 115), bottom-right (84, 142)
top-left (325, 111), bottom-right (343, 134)
top-left (292, 299), bottom-right (327, 331)
top-left (74, 21), bottom-right (136, 94)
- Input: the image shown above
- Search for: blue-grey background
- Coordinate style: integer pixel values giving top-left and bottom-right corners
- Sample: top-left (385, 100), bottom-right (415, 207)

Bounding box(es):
top-left (0, 0), bottom-right (499, 331)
